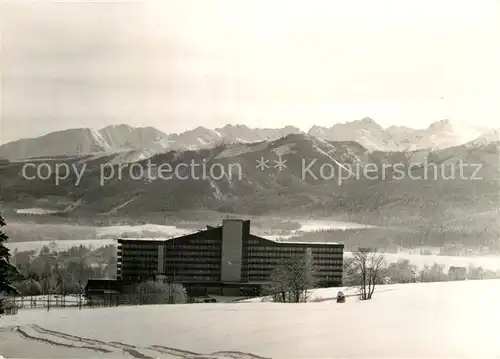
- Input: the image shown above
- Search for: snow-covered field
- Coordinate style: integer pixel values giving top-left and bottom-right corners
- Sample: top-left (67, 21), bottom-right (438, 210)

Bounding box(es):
top-left (5, 223), bottom-right (195, 252)
top-left (296, 219), bottom-right (375, 231)
top-left (15, 208), bottom-right (61, 215)
top-left (368, 251), bottom-right (500, 271)
top-left (94, 224), bottom-right (194, 238)
top-left (2, 280), bottom-right (500, 358)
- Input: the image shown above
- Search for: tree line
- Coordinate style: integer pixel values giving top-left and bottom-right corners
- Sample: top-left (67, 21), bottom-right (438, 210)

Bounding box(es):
top-left (10, 243), bottom-right (116, 296)
top-left (8, 241), bottom-right (500, 303)
top-left (264, 248), bottom-right (500, 303)
top-left (9, 242), bottom-right (500, 303)
top-left (5, 239), bottom-right (188, 308)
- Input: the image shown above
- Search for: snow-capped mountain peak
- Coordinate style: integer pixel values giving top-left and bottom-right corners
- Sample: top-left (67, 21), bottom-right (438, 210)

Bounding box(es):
top-left (0, 119), bottom-right (492, 161)
top-left (466, 129), bottom-right (500, 148)
top-left (407, 119), bottom-right (484, 151)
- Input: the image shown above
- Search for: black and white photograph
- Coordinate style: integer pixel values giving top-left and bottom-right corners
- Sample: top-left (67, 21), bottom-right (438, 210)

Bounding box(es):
top-left (1, 0), bottom-right (499, 358)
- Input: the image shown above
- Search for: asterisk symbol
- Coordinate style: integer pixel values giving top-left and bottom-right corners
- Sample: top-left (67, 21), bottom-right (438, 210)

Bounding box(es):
top-left (256, 157), bottom-right (270, 171)
top-left (274, 155), bottom-right (287, 172)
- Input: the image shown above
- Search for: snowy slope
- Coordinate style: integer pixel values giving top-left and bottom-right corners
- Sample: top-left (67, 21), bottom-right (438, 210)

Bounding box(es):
top-left (465, 129), bottom-right (500, 148)
top-left (98, 124), bottom-right (169, 152)
top-left (165, 125), bottom-right (302, 151)
top-left (407, 119), bottom-right (484, 151)
top-left (310, 118), bottom-right (489, 152)
top-left (2, 280), bottom-right (500, 358)
top-left (308, 117), bottom-right (399, 151)
top-left (0, 128), bottom-right (112, 160)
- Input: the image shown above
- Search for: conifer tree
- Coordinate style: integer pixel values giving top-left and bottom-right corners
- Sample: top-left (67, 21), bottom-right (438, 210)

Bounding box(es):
top-left (0, 213), bottom-right (21, 313)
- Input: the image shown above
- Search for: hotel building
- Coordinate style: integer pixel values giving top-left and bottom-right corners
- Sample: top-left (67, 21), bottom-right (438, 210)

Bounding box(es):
top-left (116, 219), bottom-right (343, 296)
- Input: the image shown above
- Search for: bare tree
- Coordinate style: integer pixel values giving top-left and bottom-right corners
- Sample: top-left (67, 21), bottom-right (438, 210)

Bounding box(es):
top-left (419, 264), bottom-right (430, 282)
top-left (349, 248), bottom-right (385, 300)
top-left (342, 257), bottom-right (358, 287)
top-left (266, 251), bottom-right (317, 303)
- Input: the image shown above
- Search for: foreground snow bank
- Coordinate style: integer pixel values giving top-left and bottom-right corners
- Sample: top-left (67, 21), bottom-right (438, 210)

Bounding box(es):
top-left (2, 280), bottom-right (500, 358)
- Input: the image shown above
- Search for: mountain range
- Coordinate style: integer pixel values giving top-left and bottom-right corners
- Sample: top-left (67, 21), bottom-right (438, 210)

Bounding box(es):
top-left (1, 129), bottom-right (499, 248)
top-left (1, 118), bottom-right (499, 251)
top-left (0, 118), bottom-right (489, 161)
top-left (0, 124), bottom-right (300, 161)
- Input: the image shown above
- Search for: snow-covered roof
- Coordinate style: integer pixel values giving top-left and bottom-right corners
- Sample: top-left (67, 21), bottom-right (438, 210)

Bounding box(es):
top-left (117, 237), bottom-right (171, 242)
top-left (266, 238), bottom-right (342, 246)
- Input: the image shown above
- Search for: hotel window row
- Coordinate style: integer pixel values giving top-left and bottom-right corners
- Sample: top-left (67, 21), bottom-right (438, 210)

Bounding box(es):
top-left (247, 246), bottom-right (306, 253)
top-left (170, 244), bottom-right (220, 250)
top-left (313, 259), bottom-right (343, 265)
top-left (165, 251), bottom-right (220, 257)
top-left (167, 263), bottom-right (220, 269)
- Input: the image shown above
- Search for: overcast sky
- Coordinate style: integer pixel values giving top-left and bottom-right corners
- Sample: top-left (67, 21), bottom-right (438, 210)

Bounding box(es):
top-left (1, 0), bottom-right (499, 144)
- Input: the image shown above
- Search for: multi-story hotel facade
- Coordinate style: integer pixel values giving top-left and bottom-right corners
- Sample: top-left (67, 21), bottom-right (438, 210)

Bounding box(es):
top-left (117, 219), bottom-right (343, 296)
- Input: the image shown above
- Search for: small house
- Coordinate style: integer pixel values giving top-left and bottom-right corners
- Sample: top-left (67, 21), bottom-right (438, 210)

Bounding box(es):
top-left (85, 279), bottom-right (123, 306)
top-left (448, 266), bottom-right (467, 281)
